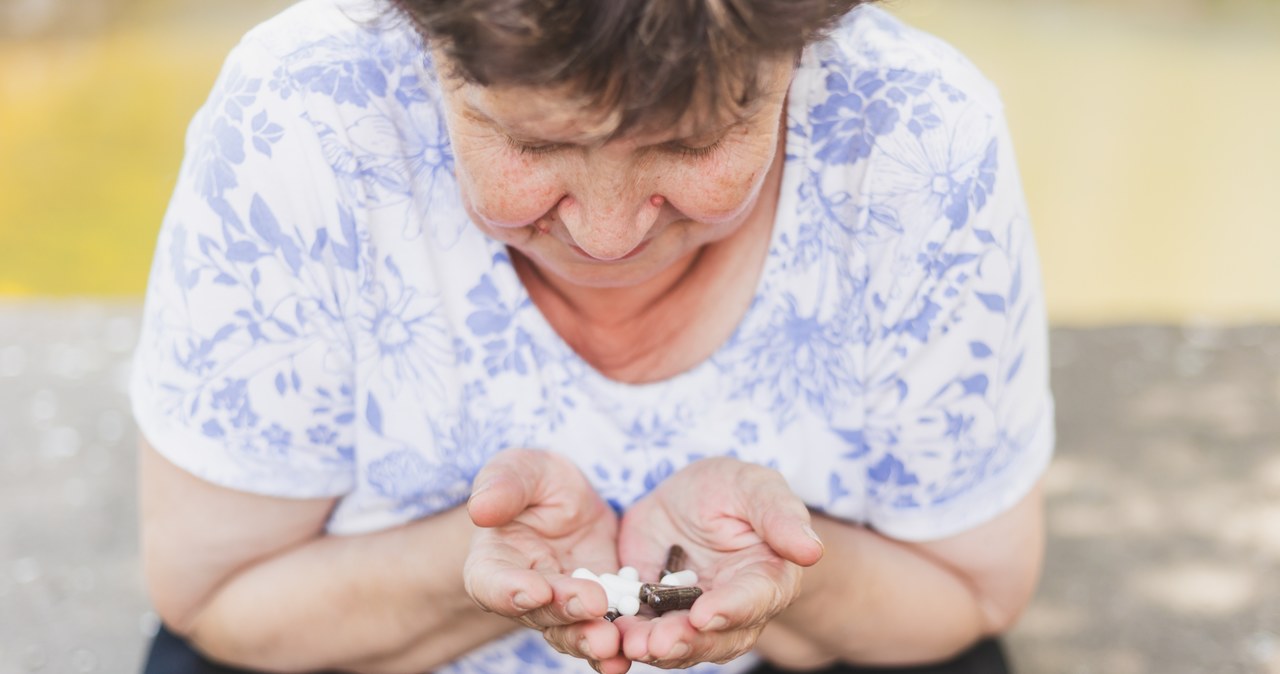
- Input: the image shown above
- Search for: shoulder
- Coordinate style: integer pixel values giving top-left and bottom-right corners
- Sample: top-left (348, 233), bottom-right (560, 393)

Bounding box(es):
top-left (786, 5), bottom-right (1018, 243)
top-left (790, 5), bottom-right (1007, 170)
top-left (214, 0), bottom-right (433, 116)
top-left (819, 5), bottom-right (1003, 109)
top-left (194, 0), bottom-right (463, 243)
top-left (780, 5), bottom-right (1036, 346)
top-left (239, 0), bottom-right (420, 71)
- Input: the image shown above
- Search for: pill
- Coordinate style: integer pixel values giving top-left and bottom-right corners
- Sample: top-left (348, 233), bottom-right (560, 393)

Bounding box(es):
top-left (618, 595), bottom-right (641, 616)
top-left (660, 570), bottom-right (698, 587)
top-left (662, 545), bottom-right (687, 577)
top-left (600, 573), bottom-right (643, 600)
top-left (645, 585), bottom-right (703, 614)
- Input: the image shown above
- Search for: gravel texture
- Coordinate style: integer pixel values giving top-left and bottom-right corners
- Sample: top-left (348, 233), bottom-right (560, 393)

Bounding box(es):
top-left (2, 300), bottom-right (1278, 673)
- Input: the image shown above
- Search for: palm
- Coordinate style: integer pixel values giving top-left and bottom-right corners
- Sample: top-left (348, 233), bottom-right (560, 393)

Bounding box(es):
top-left (464, 449), bottom-right (621, 627)
top-left (480, 498), bottom-right (619, 577)
top-left (618, 484), bottom-right (781, 590)
top-left (611, 458), bottom-right (822, 669)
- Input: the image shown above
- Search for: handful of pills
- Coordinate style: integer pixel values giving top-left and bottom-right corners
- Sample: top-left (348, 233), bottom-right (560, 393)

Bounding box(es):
top-left (571, 545), bottom-right (703, 621)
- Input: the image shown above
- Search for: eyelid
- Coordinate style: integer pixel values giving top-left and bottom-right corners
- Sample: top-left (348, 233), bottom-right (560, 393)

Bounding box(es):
top-left (504, 134), bottom-right (566, 156)
top-left (662, 136), bottom-right (726, 160)
top-left (502, 128), bottom-right (731, 158)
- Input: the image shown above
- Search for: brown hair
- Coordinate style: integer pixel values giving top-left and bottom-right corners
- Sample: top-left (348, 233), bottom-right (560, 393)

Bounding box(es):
top-left (390, 0), bottom-right (871, 136)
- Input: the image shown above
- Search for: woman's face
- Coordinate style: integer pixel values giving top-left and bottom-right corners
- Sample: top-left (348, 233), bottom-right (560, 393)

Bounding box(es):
top-left (436, 58), bottom-right (795, 289)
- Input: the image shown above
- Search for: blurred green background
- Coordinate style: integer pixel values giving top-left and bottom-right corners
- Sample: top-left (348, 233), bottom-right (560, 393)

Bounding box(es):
top-left (1, 0), bottom-right (1279, 323)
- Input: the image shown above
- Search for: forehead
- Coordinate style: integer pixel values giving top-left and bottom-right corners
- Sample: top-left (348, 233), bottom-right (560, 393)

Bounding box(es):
top-left (447, 58), bottom-right (795, 145)
top-left (464, 83), bottom-right (628, 143)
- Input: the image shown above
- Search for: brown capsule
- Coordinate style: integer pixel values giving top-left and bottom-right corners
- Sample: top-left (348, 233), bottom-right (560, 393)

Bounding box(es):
top-left (662, 545), bottom-right (687, 578)
top-left (604, 609), bottom-right (620, 622)
top-left (639, 583), bottom-right (664, 605)
top-left (645, 585), bottom-right (703, 614)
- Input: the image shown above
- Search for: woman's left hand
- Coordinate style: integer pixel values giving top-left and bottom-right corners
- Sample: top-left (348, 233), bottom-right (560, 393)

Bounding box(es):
top-left (612, 457), bottom-right (824, 669)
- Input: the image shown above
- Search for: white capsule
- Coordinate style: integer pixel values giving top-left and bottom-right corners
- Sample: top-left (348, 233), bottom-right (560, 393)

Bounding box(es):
top-left (617, 566), bottom-right (640, 582)
top-left (617, 594), bottom-right (641, 616)
top-left (573, 569), bottom-right (620, 608)
top-left (599, 573), bottom-right (644, 600)
top-left (660, 570), bottom-right (698, 587)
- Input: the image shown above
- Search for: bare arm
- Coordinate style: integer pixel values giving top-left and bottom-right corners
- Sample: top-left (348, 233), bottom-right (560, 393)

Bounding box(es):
top-left (755, 481), bottom-right (1045, 668)
top-left (139, 437), bottom-right (514, 673)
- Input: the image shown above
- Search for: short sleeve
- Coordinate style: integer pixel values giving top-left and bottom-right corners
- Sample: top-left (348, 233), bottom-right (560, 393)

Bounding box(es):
top-left (857, 83), bottom-right (1054, 541)
top-left (130, 38), bottom-right (359, 498)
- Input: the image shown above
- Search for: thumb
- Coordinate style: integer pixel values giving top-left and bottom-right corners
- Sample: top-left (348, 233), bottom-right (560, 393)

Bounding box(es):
top-left (742, 476), bottom-right (824, 568)
top-left (468, 448), bottom-right (551, 528)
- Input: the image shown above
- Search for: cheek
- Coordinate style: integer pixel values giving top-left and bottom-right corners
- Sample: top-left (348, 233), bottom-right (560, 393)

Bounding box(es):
top-left (455, 147), bottom-right (564, 228)
top-left (662, 145), bottom-right (775, 225)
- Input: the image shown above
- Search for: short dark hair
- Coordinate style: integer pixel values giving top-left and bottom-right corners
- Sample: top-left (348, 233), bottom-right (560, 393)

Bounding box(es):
top-left (390, 0), bottom-right (870, 136)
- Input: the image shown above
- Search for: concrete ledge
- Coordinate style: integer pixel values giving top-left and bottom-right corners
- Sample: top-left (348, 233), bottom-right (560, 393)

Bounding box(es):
top-left (2, 301), bottom-right (1278, 673)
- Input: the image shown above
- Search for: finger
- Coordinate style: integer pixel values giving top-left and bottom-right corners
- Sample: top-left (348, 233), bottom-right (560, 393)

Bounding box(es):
top-left (688, 562), bottom-right (795, 632)
top-left (543, 618), bottom-right (622, 661)
top-left (469, 449), bottom-right (548, 528)
top-left (616, 615), bottom-right (658, 663)
top-left (523, 575), bottom-right (610, 626)
top-left (740, 475), bottom-right (824, 567)
top-left (464, 559), bottom-right (554, 617)
top-left (678, 627), bottom-right (759, 667)
top-left (595, 655), bottom-right (632, 674)
top-left (643, 613), bottom-right (699, 662)
top-left (635, 613), bottom-right (758, 669)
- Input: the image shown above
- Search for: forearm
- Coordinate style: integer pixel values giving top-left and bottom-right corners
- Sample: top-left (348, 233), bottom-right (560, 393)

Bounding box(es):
top-left (758, 514), bottom-right (1000, 668)
top-left (185, 505), bottom-right (514, 673)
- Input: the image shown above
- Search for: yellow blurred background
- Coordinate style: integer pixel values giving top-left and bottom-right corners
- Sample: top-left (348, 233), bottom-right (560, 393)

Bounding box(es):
top-left (1, 0), bottom-right (1278, 324)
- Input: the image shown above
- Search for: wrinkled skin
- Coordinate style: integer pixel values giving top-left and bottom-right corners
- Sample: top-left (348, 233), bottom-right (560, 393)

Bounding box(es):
top-left (464, 448), bottom-right (631, 674)
top-left (613, 458), bottom-right (824, 669)
top-left (466, 452), bottom-right (823, 672)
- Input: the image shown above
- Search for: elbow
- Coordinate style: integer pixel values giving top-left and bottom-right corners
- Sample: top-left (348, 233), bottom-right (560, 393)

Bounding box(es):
top-left (975, 595), bottom-right (1028, 637)
top-left (973, 552), bottom-right (1043, 637)
top-left (148, 594), bottom-right (246, 667)
top-left (144, 569), bottom-right (210, 640)
top-left (152, 602), bottom-right (200, 642)
top-left (145, 576), bottom-right (280, 672)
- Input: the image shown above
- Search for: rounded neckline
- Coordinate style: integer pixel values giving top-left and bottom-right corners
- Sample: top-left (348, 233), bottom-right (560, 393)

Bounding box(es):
top-left (483, 79), bottom-right (812, 397)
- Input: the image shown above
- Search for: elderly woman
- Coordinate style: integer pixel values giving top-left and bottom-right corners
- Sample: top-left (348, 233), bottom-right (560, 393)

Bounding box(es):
top-left (131, 0), bottom-right (1053, 673)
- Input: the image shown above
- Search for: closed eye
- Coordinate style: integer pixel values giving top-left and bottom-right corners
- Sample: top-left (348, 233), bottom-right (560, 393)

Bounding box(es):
top-left (504, 135), bottom-right (567, 156)
top-left (663, 138), bottom-right (724, 160)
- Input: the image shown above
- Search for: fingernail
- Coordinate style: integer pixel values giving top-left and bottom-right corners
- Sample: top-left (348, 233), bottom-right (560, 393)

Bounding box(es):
top-left (513, 592), bottom-right (539, 610)
top-left (468, 483), bottom-right (489, 503)
top-left (566, 597), bottom-right (585, 620)
top-left (703, 615), bottom-right (728, 631)
top-left (579, 636), bottom-right (593, 659)
top-left (803, 524), bottom-right (824, 548)
top-left (667, 642), bottom-right (690, 659)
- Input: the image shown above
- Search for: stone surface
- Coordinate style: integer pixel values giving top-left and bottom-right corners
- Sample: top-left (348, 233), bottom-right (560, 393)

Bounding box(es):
top-left (1, 300), bottom-right (1279, 673)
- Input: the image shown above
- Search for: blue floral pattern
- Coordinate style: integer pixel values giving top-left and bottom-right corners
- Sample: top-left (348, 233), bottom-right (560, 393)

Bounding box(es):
top-left (131, 2), bottom-right (1054, 673)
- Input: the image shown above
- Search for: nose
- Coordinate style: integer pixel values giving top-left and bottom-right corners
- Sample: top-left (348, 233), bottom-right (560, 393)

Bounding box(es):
top-left (556, 176), bottom-right (663, 261)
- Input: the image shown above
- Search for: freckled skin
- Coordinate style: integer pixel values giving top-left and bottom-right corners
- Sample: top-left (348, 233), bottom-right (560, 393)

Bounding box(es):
top-left (436, 55), bottom-right (796, 380)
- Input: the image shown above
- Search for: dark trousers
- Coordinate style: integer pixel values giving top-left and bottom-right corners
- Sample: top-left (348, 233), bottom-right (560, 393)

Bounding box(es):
top-left (143, 624), bottom-right (1011, 674)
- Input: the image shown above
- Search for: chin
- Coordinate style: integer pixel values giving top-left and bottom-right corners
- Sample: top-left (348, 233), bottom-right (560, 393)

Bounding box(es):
top-left (544, 257), bottom-right (671, 289)
top-left (520, 244), bottom-right (689, 289)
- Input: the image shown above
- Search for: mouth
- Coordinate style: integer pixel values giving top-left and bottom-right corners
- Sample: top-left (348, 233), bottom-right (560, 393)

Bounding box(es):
top-left (569, 240), bottom-right (650, 262)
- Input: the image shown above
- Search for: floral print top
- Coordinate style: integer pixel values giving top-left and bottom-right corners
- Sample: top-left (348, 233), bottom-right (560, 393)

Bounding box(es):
top-left (131, 2), bottom-right (1054, 672)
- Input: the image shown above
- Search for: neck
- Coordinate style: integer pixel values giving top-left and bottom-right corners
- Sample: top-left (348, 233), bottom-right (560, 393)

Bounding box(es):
top-left (513, 242), bottom-right (705, 328)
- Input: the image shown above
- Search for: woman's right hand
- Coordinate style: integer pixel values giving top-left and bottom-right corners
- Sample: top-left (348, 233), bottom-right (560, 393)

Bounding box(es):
top-left (464, 448), bottom-right (632, 674)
